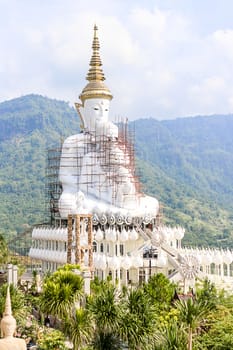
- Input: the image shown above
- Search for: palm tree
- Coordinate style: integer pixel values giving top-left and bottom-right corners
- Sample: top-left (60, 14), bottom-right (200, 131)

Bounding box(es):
top-left (87, 279), bottom-right (123, 349)
top-left (175, 297), bottom-right (210, 350)
top-left (157, 320), bottom-right (187, 350)
top-left (64, 307), bottom-right (93, 350)
top-left (40, 266), bottom-right (84, 321)
top-left (120, 287), bottom-right (157, 350)
top-left (90, 332), bottom-right (123, 350)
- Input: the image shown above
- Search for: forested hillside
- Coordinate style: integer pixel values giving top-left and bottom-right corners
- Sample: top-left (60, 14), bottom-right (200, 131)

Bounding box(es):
top-left (0, 95), bottom-right (78, 245)
top-left (0, 95), bottom-right (233, 248)
top-left (134, 117), bottom-right (233, 247)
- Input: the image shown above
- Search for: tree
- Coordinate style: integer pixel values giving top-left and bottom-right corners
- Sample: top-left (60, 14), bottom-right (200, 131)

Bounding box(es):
top-left (121, 286), bottom-right (158, 350)
top-left (175, 297), bottom-right (210, 350)
top-left (40, 265), bottom-right (83, 320)
top-left (196, 278), bottom-right (218, 310)
top-left (143, 273), bottom-right (176, 309)
top-left (90, 332), bottom-right (123, 350)
top-left (0, 234), bottom-right (8, 264)
top-left (154, 320), bottom-right (187, 350)
top-left (87, 279), bottom-right (123, 350)
top-left (195, 300), bottom-right (233, 349)
top-left (64, 307), bottom-right (93, 350)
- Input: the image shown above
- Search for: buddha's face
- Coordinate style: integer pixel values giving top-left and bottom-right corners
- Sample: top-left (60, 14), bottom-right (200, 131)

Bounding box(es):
top-left (83, 98), bottom-right (110, 131)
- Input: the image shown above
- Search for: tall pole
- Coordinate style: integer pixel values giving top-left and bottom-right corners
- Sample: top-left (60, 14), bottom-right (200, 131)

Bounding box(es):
top-left (67, 215), bottom-right (73, 263)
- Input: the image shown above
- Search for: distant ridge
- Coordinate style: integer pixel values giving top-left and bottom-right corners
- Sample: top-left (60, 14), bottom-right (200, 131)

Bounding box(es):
top-left (0, 94), bottom-right (232, 249)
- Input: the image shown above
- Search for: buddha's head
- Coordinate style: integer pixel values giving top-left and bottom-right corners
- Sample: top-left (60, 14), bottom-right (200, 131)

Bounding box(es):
top-left (76, 25), bottom-right (113, 132)
top-left (1, 315), bottom-right (16, 337)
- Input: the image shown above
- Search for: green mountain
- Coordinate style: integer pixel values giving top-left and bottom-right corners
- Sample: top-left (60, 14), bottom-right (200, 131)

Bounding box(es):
top-left (0, 95), bottom-right (78, 248)
top-left (134, 117), bottom-right (233, 247)
top-left (0, 94), bottom-right (232, 249)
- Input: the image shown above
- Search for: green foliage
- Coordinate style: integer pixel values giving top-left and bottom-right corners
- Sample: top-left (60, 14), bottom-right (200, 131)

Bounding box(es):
top-left (0, 94), bottom-right (78, 253)
top-left (87, 280), bottom-right (122, 334)
top-left (121, 286), bottom-right (156, 349)
top-left (195, 304), bottom-right (233, 349)
top-left (143, 273), bottom-right (176, 309)
top-left (0, 283), bottom-right (28, 323)
top-left (89, 332), bottom-right (123, 350)
top-left (37, 270), bottom-right (233, 350)
top-left (64, 307), bottom-right (93, 350)
top-left (40, 267), bottom-right (84, 319)
top-left (175, 298), bottom-right (210, 331)
top-left (90, 275), bottom-right (113, 295)
top-left (156, 307), bottom-right (180, 331)
top-left (0, 234), bottom-right (8, 264)
top-left (87, 279), bottom-right (125, 349)
top-left (57, 263), bottom-right (81, 272)
top-left (17, 317), bottom-right (40, 345)
top-left (175, 297), bottom-right (212, 350)
top-left (196, 278), bottom-right (218, 310)
top-left (37, 328), bottom-right (69, 350)
top-left (154, 321), bottom-right (187, 350)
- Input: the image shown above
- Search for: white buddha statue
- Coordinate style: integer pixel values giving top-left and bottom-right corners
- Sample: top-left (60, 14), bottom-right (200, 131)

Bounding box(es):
top-left (58, 25), bottom-right (159, 219)
top-left (0, 286), bottom-right (26, 350)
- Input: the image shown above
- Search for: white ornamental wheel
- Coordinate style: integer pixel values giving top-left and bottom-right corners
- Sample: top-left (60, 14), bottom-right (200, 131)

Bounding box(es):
top-left (143, 215), bottom-right (151, 225)
top-left (100, 214), bottom-right (107, 226)
top-left (116, 215), bottom-right (124, 225)
top-left (180, 254), bottom-right (200, 280)
top-left (125, 215), bottom-right (133, 225)
top-left (92, 214), bottom-right (99, 226)
top-left (108, 214), bottom-right (116, 226)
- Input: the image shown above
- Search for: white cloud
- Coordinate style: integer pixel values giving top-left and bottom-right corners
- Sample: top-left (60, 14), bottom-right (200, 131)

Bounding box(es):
top-left (212, 29), bottom-right (233, 61)
top-left (189, 77), bottom-right (226, 108)
top-left (1, 1), bottom-right (233, 119)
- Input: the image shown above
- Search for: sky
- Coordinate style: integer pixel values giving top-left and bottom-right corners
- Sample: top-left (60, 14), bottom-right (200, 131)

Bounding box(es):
top-left (1, 0), bottom-right (233, 120)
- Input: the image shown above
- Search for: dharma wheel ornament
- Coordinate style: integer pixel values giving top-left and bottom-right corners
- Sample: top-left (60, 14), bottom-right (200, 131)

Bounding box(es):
top-left (180, 254), bottom-right (200, 280)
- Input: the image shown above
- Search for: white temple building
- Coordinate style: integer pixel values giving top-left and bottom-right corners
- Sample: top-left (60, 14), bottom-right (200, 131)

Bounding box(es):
top-left (29, 25), bottom-right (233, 292)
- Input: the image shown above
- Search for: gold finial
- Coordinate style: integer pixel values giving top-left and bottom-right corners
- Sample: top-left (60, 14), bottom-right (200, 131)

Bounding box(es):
top-left (4, 286), bottom-right (12, 317)
top-left (86, 24), bottom-right (105, 82)
top-left (79, 25), bottom-right (113, 103)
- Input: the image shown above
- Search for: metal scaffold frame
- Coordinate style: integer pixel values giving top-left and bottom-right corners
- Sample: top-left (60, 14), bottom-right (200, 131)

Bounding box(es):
top-left (46, 119), bottom-right (142, 227)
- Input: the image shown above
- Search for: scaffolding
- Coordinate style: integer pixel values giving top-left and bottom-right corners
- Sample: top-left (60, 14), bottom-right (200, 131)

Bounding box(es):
top-left (46, 119), bottom-right (142, 226)
top-left (46, 146), bottom-right (62, 225)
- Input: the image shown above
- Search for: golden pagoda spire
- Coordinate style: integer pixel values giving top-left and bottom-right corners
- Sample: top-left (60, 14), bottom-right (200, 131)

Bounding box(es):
top-left (79, 25), bottom-right (113, 103)
top-left (86, 24), bottom-right (105, 82)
